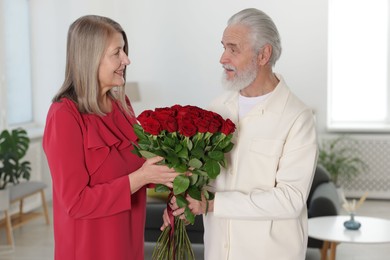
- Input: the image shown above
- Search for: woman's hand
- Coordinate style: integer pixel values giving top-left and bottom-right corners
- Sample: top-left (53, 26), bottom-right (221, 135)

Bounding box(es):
top-left (129, 156), bottom-right (178, 194)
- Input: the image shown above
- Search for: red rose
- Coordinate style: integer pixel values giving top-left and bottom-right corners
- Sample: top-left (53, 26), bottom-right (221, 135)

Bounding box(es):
top-left (176, 107), bottom-right (189, 121)
top-left (171, 104), bottom-right (183, 112)
top-left (155, 107), bottom-right (177, 117)
top-left (178, 119), bottom-right (197, 137)
top-left (137, 110), bottom-right (154, 125)
top-left (156, 114), bottom-right (178, 132)
top-left (212, 112), bottom-right (224, 125)
top-left (142, 117), bottom-right (162, 135)
top-left (221, 119), bottom-right (236, 135)
top-left (200, 111), bottom-right (214, 123)
top-left (164, 117), bottom-right (178, 132)
top-left (208, 118), bottom-right (222, 133)
top-left (194, 118), bottom-right (210, 133)
top-left (184, 105), bottom-right (202, 119)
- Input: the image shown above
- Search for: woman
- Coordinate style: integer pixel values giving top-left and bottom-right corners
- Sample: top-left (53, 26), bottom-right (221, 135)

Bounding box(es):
top-left (43, 15), bottom-right (177, 260)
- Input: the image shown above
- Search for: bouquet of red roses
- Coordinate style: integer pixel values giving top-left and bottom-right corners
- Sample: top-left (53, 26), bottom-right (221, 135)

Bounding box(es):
top-left (132, 104), bottom-right (236, 260)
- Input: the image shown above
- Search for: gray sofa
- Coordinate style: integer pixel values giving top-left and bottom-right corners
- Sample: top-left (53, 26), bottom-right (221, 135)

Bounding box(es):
top-left (307, 165), bottom-right (340, 248)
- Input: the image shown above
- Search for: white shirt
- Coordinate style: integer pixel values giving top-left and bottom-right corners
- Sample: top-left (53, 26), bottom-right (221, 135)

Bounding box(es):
top-left (238, 92), bottom-right (272, 118)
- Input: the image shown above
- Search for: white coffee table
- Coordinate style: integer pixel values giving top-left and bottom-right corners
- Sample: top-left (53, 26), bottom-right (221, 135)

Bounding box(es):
top-left (308, 215), bottom-right (390, 260)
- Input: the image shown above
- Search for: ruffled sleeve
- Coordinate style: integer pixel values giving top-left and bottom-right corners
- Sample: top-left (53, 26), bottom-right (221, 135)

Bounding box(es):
top-left (82, 100), bottom-right (139, 175)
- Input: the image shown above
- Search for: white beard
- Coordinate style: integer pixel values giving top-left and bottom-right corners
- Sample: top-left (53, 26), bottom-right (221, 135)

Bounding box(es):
top-left (221, 59), bottom-right (258, 91)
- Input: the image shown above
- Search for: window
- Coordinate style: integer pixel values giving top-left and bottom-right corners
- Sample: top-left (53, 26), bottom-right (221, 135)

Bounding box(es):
top-left (0, 0), bottom-right (32, 128)
top-left (328, 0), bottom-right (389, 131)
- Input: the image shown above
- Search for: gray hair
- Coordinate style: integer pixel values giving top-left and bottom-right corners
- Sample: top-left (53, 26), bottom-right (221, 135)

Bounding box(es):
top-left (228, 8), bottom-right (282, 66)
top-left (53, 15), bottom-right (130, 115)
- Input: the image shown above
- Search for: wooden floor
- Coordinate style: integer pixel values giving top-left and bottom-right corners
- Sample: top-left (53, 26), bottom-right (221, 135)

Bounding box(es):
top-left (1, 200), bottom-right (390, 260)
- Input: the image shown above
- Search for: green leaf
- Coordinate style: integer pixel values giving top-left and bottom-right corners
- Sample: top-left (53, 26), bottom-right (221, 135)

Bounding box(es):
top-left (220, 157), bottom-right (227, 168)
top-left (133, 124), bottom-right (148, 140)
top-left (193, 175), bottom-right (205, 187)
top-left (207, 150), bottom-right (224, 161)
top-left (186, 138), bottom-right (193, 150)
top-left (218, 134), bottom-right (233, 149)
top-left (184, 207), bottom-right (195, 224)
top-left (188, 186), bottom-right (202, 201)
top-left (190, 146), bottom-right (204, 159)
top-left (204, 160), bottom-right (221, 179)
top-left (188, 158), bottom-right (202, 169)
top-left (173, 175), bottom-right (190, 195)
top-left (177, 146), bottom-right (189, 159)
top-left (189, 173), bottom-right (198, 185)
top-left (174, 144), bottom-right (183, 153)
top-left (151, 149), bottom-right (167, 158)
top-left (193, 169), bottom-right (208, 177)
top-left (139, 150), bottom-right (158, 158)
top-left (174, 164), bottom-right (188, 173)
top-left (176, 194), bottom-right (188, 208)
top-left (155, 184), bottom-right (170, 193)
top-left (131, 146), bottom-right (142, 157)
top-left (203, 189), bottom-right (210, 200)
top-left (222, 142), bottom-right (234, 153)
top-left (0, 128), bottom-right (31, 189)
top-left (203, 190), bottom-right (215, 200)
top-left (162, 136), bottom-right (175, 148)
top-left (211, 132), bottom-right (223, 144)
top-left (165, 150), bottom-right (180, 166)
top-left (138, 143), bottom-right (151, 150)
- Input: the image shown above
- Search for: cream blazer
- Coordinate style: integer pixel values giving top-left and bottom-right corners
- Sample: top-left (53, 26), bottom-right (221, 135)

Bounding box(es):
top-left (204, 74), bottom-right (318, 260)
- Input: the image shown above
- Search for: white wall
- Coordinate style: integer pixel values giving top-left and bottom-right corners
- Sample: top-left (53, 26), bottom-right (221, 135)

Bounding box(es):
top-left (30, 0), bottom-right (328, 133)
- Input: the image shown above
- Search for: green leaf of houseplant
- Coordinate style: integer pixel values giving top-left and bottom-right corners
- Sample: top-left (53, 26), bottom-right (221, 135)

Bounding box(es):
top-left (0, 128), bottom-right (31, 189)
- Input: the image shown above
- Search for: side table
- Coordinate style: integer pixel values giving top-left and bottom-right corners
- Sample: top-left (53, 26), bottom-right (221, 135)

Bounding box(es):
top-left (308, 215), bottom-right (390, 260)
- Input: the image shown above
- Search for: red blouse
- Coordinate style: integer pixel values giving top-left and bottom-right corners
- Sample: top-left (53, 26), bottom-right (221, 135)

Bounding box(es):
top-left (43, 98), bottom-right (146, 260)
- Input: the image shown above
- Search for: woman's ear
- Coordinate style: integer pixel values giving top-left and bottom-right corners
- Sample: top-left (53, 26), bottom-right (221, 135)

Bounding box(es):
top-left (257, 44), bottom-right (273, 66)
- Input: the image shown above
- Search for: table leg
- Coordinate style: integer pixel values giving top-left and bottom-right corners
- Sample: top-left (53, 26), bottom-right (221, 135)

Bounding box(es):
top-left (320, 241), bottom-right (329, 260)
top-left (329, 242), bottom-right (337, 260)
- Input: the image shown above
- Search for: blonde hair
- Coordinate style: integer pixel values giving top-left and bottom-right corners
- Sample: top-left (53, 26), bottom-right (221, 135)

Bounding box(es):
top-left (53, 15), bottom-right (131, 115)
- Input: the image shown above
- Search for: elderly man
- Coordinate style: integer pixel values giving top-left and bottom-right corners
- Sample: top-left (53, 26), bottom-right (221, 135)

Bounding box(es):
top-left (165, 8), bottom-right (318, 260)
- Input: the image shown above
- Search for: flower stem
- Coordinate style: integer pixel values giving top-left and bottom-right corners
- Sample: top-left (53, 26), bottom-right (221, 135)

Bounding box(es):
top-left (152, 217), bottom-right (195, 260)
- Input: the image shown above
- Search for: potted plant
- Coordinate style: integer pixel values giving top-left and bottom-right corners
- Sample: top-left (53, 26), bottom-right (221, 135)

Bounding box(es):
top-left (0, 128), bottom-right (31, 210)
top-left (318, 135), bottom-right (368, 187)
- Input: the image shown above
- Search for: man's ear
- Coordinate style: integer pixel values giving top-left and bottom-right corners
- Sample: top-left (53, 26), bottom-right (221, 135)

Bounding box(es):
top-left (257, 44), bottom-right (272, 66)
